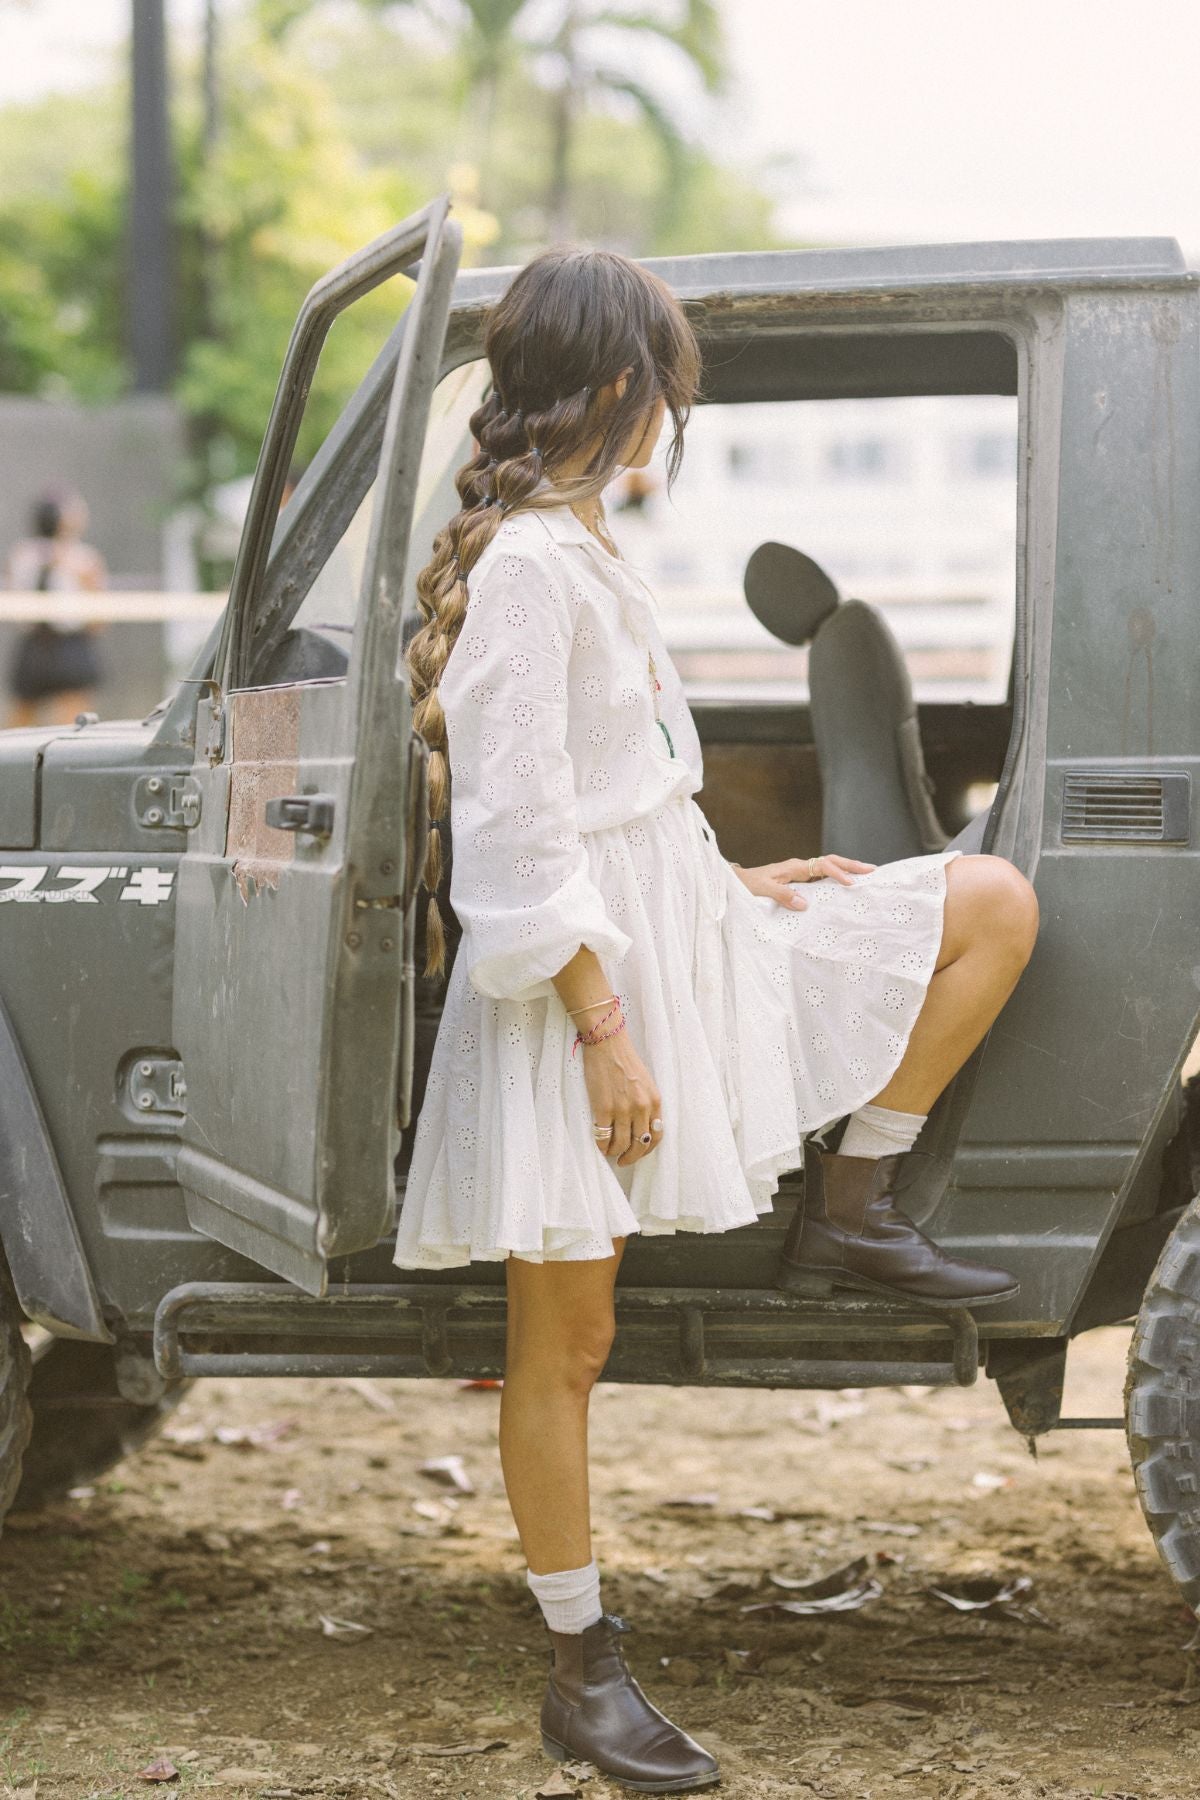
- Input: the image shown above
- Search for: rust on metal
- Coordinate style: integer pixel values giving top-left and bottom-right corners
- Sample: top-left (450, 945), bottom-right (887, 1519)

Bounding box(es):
top-left (225, 685), bottom-right (303, 901)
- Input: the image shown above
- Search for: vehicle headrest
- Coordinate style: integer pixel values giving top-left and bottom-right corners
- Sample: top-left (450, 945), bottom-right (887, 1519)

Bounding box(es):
top-left (743, 541), bottom-right (841, 646)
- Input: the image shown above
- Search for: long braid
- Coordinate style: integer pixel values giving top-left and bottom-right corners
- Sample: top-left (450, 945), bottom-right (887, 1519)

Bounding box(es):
top-left (406, 386), bottom-right (585, 976)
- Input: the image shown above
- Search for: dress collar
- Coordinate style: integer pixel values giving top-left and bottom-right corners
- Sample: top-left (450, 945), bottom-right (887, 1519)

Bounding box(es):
top-left (504, 489), bottom-right (661, 646)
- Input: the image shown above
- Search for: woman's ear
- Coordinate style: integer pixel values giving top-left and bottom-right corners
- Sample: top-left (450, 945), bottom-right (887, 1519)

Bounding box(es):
top-left (614, 365), bottom-right (634, 401)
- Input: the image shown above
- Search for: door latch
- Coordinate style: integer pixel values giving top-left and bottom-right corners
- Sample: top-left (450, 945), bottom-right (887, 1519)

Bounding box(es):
top-left (128, 1056), bottom-right (186, 1116)
top-left (264, 794), bottom-right (336, 839)
top-left (135, 774), bottom-right (202, 830)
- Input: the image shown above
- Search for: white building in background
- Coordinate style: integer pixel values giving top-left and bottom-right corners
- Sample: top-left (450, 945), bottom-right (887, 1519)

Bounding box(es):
top-left (179, 383), bottom-right (1021, 709)
top-left (607, 393), bottom-right (1019, 704)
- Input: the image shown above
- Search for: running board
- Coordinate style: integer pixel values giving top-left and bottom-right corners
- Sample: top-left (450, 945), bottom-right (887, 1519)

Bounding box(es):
top-left (153, 1282), bottom-right (980, 1388)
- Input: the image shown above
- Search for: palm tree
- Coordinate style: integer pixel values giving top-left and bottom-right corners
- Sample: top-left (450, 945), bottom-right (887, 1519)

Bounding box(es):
top-left (448, 0), bottom-right (530, 208)
top-left (537, 1), bottom-right (726, 241)
top-left (362, 0), bottom-right (727, 240)
top-left (354, 0), bottom-right (525, 210)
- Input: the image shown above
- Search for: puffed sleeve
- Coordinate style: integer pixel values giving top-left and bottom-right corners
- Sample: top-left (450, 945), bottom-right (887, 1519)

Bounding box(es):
top-left (441, 536), bottom-right (633, 1004)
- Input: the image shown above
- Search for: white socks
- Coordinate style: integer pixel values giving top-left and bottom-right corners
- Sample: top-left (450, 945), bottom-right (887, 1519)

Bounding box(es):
top-left (527, 1559), bottom-right (603, 1634)
top-left (837, 1101), bottom-right (927, 1160)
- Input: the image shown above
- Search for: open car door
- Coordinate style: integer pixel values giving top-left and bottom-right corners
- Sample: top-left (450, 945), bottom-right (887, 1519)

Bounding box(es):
top-left (171, 197), bottom-right (462, 1294)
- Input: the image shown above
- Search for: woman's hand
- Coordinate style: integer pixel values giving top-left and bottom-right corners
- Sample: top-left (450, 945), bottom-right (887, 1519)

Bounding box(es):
top-left (729, 852), bottom-right (877, 911)
top-left (581, 1027), bottom-right (663, 1166)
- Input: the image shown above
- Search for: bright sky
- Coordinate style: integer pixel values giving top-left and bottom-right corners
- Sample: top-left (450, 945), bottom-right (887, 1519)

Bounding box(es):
top-left (3, 0), bottom-right (1198, 259)
top-left (721, 0), bottom-right (1200, 255)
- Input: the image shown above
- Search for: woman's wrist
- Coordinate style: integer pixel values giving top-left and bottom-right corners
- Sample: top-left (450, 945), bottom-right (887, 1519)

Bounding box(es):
top-left (572, 1001), bottom-right (626, 1056)
top-left (568, 993), bottom-right (619, 1018)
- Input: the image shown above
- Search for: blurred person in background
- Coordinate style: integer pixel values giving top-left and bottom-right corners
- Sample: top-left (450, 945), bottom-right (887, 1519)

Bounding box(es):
top-left (5, 488), bottom-right (107, 727)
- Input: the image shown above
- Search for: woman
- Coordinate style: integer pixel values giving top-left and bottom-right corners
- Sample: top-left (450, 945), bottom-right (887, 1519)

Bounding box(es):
top-left (5, 489), bottom-right (107, 727)
top-left (396, 247), bottom-right (1039, 1792)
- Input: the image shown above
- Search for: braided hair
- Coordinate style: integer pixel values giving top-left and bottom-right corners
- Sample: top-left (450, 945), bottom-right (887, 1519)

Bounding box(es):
top-left (405, 244), bottom-right (702, 977)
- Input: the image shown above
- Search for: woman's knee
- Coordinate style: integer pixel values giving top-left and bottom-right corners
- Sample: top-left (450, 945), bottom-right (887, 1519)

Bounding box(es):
top-left (960, 853), bottom-right (1039, 954)
top-left (510, 1302), bottom-right (617, 1394)
top-left (557, 1311), bottom-right (616, 1393)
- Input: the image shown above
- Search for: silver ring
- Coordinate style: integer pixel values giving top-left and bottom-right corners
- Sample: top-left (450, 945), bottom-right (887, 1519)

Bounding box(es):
top-left (592, 1123), bottom-right (613, 1140)
top-left (651, 1117), bottom-right (663, 1132)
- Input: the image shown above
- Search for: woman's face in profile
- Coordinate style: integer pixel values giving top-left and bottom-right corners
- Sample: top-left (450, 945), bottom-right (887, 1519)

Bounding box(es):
top-left (620, 391), bottom-right (666, 469)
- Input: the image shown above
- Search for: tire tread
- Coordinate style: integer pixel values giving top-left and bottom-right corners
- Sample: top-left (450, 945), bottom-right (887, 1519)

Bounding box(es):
top-left (1127, 1192), bottom-right (1200, 1608)
top-left (0, 1264), bottom-right (34, 1532)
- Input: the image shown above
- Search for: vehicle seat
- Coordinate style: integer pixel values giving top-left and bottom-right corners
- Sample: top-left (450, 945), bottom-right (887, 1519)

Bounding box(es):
top-left (743, 541), bottom-right (990, 864)
top-left (254, 625), bottom-right (350, 685)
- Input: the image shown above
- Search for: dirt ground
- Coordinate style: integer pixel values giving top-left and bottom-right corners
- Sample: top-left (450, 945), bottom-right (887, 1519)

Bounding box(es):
top-left (1, 1325), bottom-right (1197, 1800)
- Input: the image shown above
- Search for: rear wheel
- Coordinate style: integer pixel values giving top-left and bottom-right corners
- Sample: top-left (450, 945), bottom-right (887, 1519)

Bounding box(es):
top-left (0, 1267), bottom-right (34, 1532)
top-left (1127, 1191), bottom-right (1200, 1608)
top-left (14, 1338), bottom-right (192, 1510)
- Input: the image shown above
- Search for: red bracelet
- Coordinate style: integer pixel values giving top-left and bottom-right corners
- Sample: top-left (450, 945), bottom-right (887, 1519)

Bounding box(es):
top-left (571, 1002), bottom-right (625, 1057)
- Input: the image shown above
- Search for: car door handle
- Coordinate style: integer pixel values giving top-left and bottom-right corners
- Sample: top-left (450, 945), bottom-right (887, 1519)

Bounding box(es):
top-left (263, 794), bottom-right (336, 838)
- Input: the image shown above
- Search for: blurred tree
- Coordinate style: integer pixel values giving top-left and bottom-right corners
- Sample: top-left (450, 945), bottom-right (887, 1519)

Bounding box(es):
top-left (306, 7), bottom-right (774, 258)
top-left (0, 1), bottom-right (787, 486)
top-left (175, 17), bottom-right (429, 484)
top-left (0, 102), bottom-right (128, 400)
top-left (350, 0), bottom-right (726, 237)
top-left (538, 1), bottom-right (726, 240)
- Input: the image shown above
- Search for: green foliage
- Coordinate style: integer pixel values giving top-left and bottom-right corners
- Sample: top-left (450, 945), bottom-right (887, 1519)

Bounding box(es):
top-left (0, 0), bottom-right (791, 488)
top-left (175, 20), bottom-right (427, 478)
top-left (0, 88), bottom-right (128, 397)
top-left (308, 8), bottom-right (785, 259)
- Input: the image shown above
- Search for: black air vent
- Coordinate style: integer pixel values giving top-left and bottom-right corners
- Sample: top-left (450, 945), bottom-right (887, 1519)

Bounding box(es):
top-left (1061, 770), bottom-right (1191, 844)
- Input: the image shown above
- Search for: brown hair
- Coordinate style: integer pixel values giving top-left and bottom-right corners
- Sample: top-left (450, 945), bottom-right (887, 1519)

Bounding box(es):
top-left (406, 244), bottom-right (703, 976)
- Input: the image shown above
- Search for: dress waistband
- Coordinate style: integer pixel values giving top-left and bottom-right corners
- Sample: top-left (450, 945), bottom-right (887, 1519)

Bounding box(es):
top-left (673, 793), bottom-right (728, 925)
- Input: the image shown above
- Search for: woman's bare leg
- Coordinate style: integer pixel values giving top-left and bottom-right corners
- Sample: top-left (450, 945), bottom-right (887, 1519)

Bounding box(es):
top-left (868, 852), bottom-right (1039, 1113)
top-left (499, 1238), bottom-right (626, 1573)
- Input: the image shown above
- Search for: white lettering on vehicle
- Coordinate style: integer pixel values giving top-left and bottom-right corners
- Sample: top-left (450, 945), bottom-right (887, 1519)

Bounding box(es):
top-left (0, 866), bottom-right (176, 904)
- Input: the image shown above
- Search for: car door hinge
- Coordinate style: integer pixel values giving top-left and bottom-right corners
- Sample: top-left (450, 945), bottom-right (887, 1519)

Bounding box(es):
top-left (128, 1056), bottom-right (187, 1116)
top-left (204, 704), bottom-right (226, 766)
top-left (135, 774), bottom-right (203, 831)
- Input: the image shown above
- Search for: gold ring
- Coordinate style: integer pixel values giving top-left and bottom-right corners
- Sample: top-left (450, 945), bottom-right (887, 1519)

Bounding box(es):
top-left (592, 1123), bottom-right (614, 1140)
top-left (808, 856), bottom-right (820, 880)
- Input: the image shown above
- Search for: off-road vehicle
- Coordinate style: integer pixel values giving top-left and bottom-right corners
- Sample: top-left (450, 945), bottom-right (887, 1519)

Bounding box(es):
top-left (2, 200), bottom-right (1198, 1607)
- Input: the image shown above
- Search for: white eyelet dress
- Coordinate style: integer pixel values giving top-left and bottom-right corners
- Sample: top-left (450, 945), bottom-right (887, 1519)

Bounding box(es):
top-left (392, 496), bottom-right (963, 1269)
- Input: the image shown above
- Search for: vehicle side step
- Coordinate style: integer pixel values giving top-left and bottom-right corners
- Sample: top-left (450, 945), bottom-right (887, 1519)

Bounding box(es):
top-left (153, 1282), bottom-right (981, 1388)
top-left (150, 1274), bottom-right (978, 1382)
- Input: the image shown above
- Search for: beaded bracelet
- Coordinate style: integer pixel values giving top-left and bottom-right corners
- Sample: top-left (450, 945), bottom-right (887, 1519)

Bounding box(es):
top-left (573, 1017), bottom-right (626, 1057)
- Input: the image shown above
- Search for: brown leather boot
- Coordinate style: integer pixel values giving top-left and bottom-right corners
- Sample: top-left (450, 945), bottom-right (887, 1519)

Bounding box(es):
top-left (776, 1137), bottom-right (1019, 1307)
top-left (540, 1612), bottom-right (719, 1794)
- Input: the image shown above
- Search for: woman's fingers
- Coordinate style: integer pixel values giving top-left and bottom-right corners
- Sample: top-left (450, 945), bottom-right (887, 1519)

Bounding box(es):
top-left (607, 1111), bottom-right (635, 1161)
top-left (769, 878), bottom-right (808, 910)
top-left (617, 1102), bottom-right (657, 1165)
top-left (585, 1047), bottom-right (663, 1163)
top-left (806, 855), bottom-right (855, 886)
top-left (823, 853), bottom-right (877, 876)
